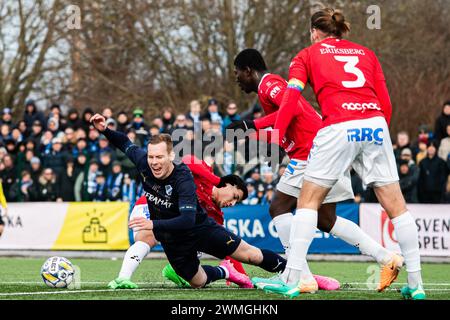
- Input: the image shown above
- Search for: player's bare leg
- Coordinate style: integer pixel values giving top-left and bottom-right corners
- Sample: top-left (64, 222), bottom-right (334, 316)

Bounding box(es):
top-left (374, 182), bottom-right (425, 299)
top-left (108, 230), bottom-right (156, 289)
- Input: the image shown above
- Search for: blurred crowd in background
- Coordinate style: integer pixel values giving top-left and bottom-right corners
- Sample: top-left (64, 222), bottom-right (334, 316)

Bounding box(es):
top-left (0, 98), bottom-right (449, 206)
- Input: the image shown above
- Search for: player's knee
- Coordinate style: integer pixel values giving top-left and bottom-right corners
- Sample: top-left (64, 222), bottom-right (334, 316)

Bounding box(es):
top-left (189, 280), bottom-right (204, 289)
top-left (188, 274), bottom-right (207, 288)
top-left (269, 200), bottom-right (293, 219)
top-left (135, 231), bottom-right (157, 247)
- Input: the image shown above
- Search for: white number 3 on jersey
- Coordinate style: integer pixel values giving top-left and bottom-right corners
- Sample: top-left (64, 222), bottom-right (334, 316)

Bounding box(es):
top-left (334, 55), bottom-right (366, 88)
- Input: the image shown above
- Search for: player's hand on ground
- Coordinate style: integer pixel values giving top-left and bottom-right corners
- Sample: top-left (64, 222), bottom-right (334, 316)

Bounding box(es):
top-left (129, 217), bottom-right (153, 231)
top-left (90, 113), bottom-right (107, 132)
top-left (226, 120), bottom-right (256, 131)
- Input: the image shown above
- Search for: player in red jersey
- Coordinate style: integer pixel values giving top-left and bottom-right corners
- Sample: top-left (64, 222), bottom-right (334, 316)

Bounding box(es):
top-left (108, 155), bottom-right (253, 289)
top-left (258, 8), bottom-right (424, 299)
top-left (230, 48), bottom-right (399, 293)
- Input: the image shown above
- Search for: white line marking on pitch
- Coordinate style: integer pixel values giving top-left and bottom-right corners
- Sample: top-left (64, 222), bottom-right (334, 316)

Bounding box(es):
top-left (1, 288), bottom-right (450, 297)
top-left (0, 287), bottom-right (244, 297)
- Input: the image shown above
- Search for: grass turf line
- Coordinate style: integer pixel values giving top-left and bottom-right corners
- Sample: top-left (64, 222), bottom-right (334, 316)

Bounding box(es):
top-left (0, 258), bottom-right (449, 300)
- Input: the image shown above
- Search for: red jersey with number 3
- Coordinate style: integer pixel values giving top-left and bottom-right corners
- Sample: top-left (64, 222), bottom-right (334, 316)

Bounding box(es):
top-left (289, 37), bottom-right (391, 127)
top-left (254, 73), bottom-right (322, 161)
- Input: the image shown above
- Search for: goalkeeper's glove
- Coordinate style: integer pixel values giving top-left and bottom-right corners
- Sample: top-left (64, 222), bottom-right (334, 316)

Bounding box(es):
top-left (226, 120), bottom-right (256, 131)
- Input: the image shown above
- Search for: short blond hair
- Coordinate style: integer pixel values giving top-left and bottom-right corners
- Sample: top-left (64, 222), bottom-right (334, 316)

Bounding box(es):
top-left (149, 133), bottom-right (173, 153)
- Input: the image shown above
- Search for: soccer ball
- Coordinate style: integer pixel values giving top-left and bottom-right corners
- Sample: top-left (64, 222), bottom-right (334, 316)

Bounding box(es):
top-left (41, 256), bottom-right (75, 288)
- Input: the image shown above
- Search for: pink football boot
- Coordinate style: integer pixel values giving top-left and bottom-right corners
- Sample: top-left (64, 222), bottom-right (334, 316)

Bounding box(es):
top-left (313, 274), bottom-right (340, 291)
top-left (220, 260), bottom-right (253, 289)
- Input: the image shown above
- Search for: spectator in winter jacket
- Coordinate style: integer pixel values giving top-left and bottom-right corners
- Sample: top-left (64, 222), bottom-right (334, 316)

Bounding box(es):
top-left (87, 126), bottom-right (99, 155)
top-left (75, 159), bottom-right (99, 201)
top-left (66, 108), bottom-right (83, 130)
top-left (186, 100), bottom-right (202, 133)
top-left (399, 160), bottom-right (418, 203)
top-left (202, 98), bottom-right (224, 132)
top-left (99, 152), bottom-right (113, 177)
top-left (161, 107), bottom-right (175, 134)
top-left (9, 170), bottom-right (37, 202)
top-left (1, 108), bottom-right (13, 126)
top-left (107, 161), bottom-right (124, 201)
top-left (418, 142), bottom-right (448, 203)
top-left (222, 102), bottom-right (241, 136)
top-left (29, 120), bottom-right (44, 149)
top-left (98, 135), bottom-right (114, 156)
top-left (128, 108), bottom-right (149, 144)
top-left (39, 130), bottom-right (54, 155)
top-left (72, 138), bottom-right (90, 160)
top-left (93, 171), bottom-right (108, 201)
top-left (434, 100), bottom-right (450, 148)
top-left (23, 99), bottom-right (46, 131)
top-left (36, 168), bottom-right (58, 201)
top-left (116, 111), bottom-right (129, 133)
top-left (121, 173), bottom-right (137, 202)
top-left (29, 157), bottom-right (42, 185)
top-left (0, 124), bottom-right (11, 144)
top-left (74, 153), bottom-right (88, 181)
top-left (56, 159), bottom-right (76, 201)
top-left (438, 124), bottom-right (450, 162)
top-left (42, 137), bottom-right (68, 176)
top-left (81, 107), bottom-right (94, 134)
top-left (63, 127), bottom-right (77, 152)
top-left (394, 131), bottom-right (412, 162)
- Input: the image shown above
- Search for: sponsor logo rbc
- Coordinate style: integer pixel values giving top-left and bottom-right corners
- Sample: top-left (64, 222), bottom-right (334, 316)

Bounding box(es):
top-left (347, 127), bottom-right (383, 145)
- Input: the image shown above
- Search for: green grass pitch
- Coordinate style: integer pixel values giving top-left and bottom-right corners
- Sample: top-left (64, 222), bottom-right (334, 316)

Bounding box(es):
top-left (0, 257), bottom-right (449, 300)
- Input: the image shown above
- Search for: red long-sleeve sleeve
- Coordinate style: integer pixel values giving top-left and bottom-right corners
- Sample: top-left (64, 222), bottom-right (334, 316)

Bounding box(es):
top-left (182, 154), bottom-right (220, 186)
top-left (372, 53), bottom-right (392, 126)
top-left (273, 50), bottom-right (308, 145)
top-left (254, 112), bottom-right (277, 130)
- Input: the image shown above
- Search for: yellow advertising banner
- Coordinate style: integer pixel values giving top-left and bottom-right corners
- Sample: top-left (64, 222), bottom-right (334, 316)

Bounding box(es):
top-left (52, 202), bottom-right (130, 250)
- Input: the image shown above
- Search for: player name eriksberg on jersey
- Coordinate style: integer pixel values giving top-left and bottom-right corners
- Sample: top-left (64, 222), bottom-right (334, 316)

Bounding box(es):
top-left (319, 47), bottom-right (366, 55)
top-left (170, 303), bottom-right (278, 317)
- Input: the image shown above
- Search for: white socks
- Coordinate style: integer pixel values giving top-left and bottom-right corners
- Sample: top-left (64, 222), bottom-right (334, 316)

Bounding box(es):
top-left (118, 241), bottom-right (151, 280)
top-left (273, 212), bottom-right (315, 284)
top-left (392, 211), bottom-right (423, 288)
top-left (282, 209), bottom-right (318, 285)
top-left (330, 216), bottom-right (392, 265)
top-left (272, 213), bottom-right (293, 257)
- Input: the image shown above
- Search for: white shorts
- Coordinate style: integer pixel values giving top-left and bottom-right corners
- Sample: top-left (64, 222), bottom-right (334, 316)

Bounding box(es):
top-left (305, 116), bottom-right (399, 188)
top-left (276, 159), bottom-right (354, 203)
top-left (129, 202), bottom-right (151, 239)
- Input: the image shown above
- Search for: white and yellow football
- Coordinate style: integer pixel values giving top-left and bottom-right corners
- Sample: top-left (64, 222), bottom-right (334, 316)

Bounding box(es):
top-left (41, 256), bottom-right (75, 288)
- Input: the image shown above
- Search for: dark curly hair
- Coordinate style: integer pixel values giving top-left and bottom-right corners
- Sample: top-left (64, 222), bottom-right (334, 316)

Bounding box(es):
top-left (217, 174), bottom-right (248, 201)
